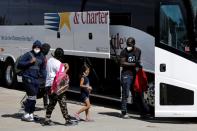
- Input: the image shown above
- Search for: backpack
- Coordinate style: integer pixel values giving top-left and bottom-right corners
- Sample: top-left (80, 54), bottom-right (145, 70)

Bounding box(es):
top-left (15, 52), bottom-right (34, 76)
top-left (50, 63), bottom-right (69, 95)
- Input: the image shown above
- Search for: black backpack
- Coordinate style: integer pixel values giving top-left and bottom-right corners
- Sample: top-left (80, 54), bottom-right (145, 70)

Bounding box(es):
top-left (15, 52), bottom-right (34, 76)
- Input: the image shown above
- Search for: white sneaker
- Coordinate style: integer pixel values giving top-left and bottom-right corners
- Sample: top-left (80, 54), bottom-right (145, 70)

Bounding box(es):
top-left (21, 113), bottom-right (34, 122)
top-left (23, 113), bottom-right (30, 118)
top-left (29, 113), bottom-right (34, 121)
top-left (122, 114), bottom-right (130, 119)
top-left (21, 113), bottom-right (29, 121)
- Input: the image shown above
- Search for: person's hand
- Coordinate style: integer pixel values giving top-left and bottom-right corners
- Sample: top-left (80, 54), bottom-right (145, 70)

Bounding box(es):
top-left (30, 57), bottom-right (36, 64)
top-left (88, 86), bottom-right (92, 91)
top-left (138, 64), bottom-right (143, 68)
top-left (136, 62), bottom-right (143, 68)
top-left (87, 86), bottom-right (92, 93)
top-left (64, 63), bottom-right (69, 73)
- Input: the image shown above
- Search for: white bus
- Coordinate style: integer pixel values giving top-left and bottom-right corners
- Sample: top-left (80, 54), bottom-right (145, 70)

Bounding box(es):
top-left (0, 0), bottom-right (197, 117)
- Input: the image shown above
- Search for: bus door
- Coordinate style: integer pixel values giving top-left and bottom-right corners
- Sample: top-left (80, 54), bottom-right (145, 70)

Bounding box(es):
top-left (155, 1), bottom-right (197, 117)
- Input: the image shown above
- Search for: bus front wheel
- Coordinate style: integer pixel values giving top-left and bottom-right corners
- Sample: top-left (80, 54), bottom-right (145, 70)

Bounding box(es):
top-left (3, 60), bottom-right (16, 88)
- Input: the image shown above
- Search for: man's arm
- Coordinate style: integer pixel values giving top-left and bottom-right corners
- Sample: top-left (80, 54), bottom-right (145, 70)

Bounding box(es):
top-left (18, 52), bottom-right (35, 68)
top-left (136, 49), bottom-right (142, 68)
top-left (120, 57), bottom-right (136, 67)
top-left (120, 49), bottom-right (136, 67)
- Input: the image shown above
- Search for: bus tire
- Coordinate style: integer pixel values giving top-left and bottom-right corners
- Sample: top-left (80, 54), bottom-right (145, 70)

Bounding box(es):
top-left (3, 60), bottom-right (16, 88)
top-left (144, 82), bottom-right (155, 107)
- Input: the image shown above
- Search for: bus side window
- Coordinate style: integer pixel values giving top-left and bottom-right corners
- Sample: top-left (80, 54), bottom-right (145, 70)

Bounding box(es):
top-left (160, 4), bottom-right (189, 53)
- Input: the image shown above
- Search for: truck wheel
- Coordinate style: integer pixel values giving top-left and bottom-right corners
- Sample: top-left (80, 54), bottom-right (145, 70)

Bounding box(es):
top-left (3, 61), bottom-right (15, 87)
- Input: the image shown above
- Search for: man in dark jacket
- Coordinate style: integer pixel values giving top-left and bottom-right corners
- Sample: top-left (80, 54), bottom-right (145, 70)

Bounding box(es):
top-left (18, 40), bottom-right (46, 122)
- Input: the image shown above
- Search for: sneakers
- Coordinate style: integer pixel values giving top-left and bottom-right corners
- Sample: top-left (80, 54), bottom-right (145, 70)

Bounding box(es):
top-left (42, 119), bottom-right (55, 126)
top-left (42, 119), bottom-right (77, 126)
top-left (65, 120), bottom-right (78, 126)
top-left (33, 115), bottom-right (41, 121)
top-left (21, 113), bottom-right (34, 122)
top-left (74, 113), bottom-right (80, 121)
top-left (122, 114), bottom-right (130, 119)
top-left (29, 113), bottom-right (34, 119)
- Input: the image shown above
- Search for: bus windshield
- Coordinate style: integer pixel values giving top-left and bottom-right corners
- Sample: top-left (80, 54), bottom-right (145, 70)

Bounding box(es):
top-left (191, 0), bottom-right (197, 22)
top-left (191, 0), bottom-right (197, 14)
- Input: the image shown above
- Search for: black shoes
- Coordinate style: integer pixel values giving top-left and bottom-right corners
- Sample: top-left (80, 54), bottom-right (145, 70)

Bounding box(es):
top-left (65, 120), bottom-right (78, 126)
top-left (43, 119), bottom-right (78, 126)
top-left (42, 120), bottom-right (55, 126)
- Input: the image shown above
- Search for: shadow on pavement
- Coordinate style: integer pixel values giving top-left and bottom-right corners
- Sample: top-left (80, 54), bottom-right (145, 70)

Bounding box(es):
top-left (1, 112), bottom-right (79, 126)
top-left (98, 112), bottom-right (122, 118)
top-left (1, 112), bottom-right (63, 126)
top-left (98, 109), bottom-right (143, 118)
top-left (1, 113), bottom-right (23, 120)
top-left (35, 107), bottom-right (45, 111)
top-left (1, 113), bottom-right (44, 123)
top-left (98, 111), bottom-right (197, 124)
top-left (141, 117), bottom-right (197, 124)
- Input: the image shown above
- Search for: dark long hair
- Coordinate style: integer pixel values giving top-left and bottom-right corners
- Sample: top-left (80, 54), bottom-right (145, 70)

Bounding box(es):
top-left (52, 48), bottom-right (64, 60)
top-left (79, 64), bottom-right (90, 79)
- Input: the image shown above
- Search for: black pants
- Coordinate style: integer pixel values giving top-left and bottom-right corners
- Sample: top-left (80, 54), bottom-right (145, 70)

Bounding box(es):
top-left (22, 76), bottom-right (39, 114)
top-left (134, 92), bottom-right (150, 116)
top-left (43, 92), bottom-right (48, 107)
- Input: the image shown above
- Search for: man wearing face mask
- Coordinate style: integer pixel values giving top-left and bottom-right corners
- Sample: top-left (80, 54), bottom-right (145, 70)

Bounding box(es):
top-left (120, 37), bottom-right (142, 118)
top-left (18, 40), bottom-right (46, 122)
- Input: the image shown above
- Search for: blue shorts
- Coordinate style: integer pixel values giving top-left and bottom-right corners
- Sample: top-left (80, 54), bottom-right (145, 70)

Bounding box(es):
top-left (80, 91), bottom-right (89, 102)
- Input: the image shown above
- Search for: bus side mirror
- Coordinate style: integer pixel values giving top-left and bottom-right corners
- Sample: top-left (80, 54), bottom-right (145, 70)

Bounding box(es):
top-left (57, 31), bottom-right (60, 38)
top-left (89, 33), bottom-right (93, 40)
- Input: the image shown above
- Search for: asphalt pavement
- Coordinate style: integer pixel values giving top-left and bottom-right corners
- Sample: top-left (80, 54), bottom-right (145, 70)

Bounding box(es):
top-left (1, 87), bottom-right (197, 131)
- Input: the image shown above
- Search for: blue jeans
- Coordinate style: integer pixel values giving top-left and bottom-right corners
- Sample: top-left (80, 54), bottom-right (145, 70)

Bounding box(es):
top-left (121, 72), bottom-right (134, 115)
